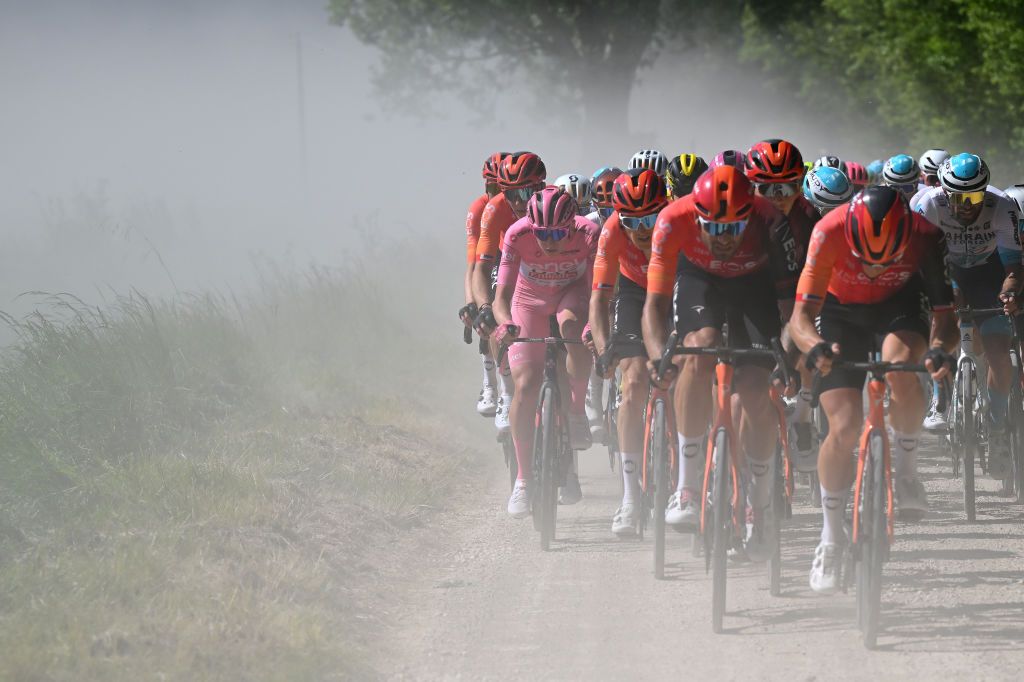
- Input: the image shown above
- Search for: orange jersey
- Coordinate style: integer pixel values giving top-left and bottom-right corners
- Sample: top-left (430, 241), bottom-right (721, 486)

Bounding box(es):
top-left (465, 194), bottom-right (488, 265)
top-left (476, 193), bottom-right (517, 263)
top-left (648, 195), bottom-right (800, 297)
top-left (796, 207), bottom-right (954, 308)
top-left (593, 213), bottom-right (650, 289)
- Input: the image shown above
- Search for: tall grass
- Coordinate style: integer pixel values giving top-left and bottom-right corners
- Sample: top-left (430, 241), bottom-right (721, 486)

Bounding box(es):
top-left (0, 238), bottom-right (478, 680)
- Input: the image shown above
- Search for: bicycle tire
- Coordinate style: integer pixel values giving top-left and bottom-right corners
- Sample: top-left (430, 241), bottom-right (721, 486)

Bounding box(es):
top-left (711, 427), bottom-right (730, 633)
top-left (1009, 349), bottom-right (1024, 503)
top-left (768, 440), bottom-right (784, 596)
top-left (536, 385), bottom-right (559, 551)
top-left (652, 399), bottom-right (669, 579)
top-left (861, 430), bottom-right (887, 649)
top-left (960, 358), bottom-right (977, 521)
top-left (501, 433), bottom-right (518, 493)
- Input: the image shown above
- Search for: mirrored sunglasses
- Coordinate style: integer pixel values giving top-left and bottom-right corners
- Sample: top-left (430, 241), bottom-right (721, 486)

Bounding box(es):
top-left (619, 213), bottom-right (659, 231)
top-left (534, 227), bottom-right (571, 242)
top-left (698, 217), bottom-right (748, 236)
top-left (947, 189), bottom-right (986, 207)
top-left (754, 182), bottom-right (799, 199)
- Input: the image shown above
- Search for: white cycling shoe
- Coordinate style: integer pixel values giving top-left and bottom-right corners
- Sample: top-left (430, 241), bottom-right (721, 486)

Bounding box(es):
top-left (664, 489), bottom-right (699, 529)
top-left (494, 395), bottom-right (511, 434)
top-left (789, 421), bottom-right (818, 473)
top-left (569, 413), bottom-right (593, 450)
top-left (476, 387), bottom-right (497, 417)
top-left (923, 407), bottom-right (948, 431)
top-left (559, 471), bottom-right (583, 505)
top-left (611, 503), bottom-right (638, 536)
top-left (743, 507), bottom-right (776, 564)
top-left (507, 480), bottom-right (532, 519)
top-left (809, 542), bottom-right (844, 595)
top-left (895, 476), bottom-right (928, 519)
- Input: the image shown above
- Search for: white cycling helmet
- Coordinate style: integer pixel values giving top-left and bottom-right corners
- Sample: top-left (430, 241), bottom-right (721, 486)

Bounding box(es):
top-left (918, 148), bottom-right (950, 176)
top-left (554, 173), bottom-right (593, 213)
top-left (938, 153), bottom-right (990, 193)
top-left (812, 155), bottom-right (848, 177)
top-left (628, 149), bottom-right (668, 176)
top-left (882, 154), bottom-right (919, 185)
top-left (1004, 184), bottom-right (1024, 214)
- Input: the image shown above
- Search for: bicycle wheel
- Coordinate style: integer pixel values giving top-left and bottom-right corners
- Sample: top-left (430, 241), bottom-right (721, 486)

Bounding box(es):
top-left (535, 385), bottom-right (559, 551)
top-left (959, 357), bottom-right (977, 521)
top-left (500, 433), bottom-right (518, 492)
top-left (606, 380), bottom-right (620, 472)
top-left (711, 427), bottom-right (730, 633)
top-left (857, 430), bottom-right (887, 650)
top-left (652, 399), bottom-right (669, 579)
top-left (768, 440), bottom-right (785, 596)
top-left (1009, 349), bottom-right (1024, 503)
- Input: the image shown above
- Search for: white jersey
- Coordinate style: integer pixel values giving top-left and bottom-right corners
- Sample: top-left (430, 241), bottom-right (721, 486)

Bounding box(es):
top-left (586, 209), bottom-right (607, 229)
top-left (914, 185), bottom-right (1020, 268)
top-left (909, 185), bottom-right (932, 211)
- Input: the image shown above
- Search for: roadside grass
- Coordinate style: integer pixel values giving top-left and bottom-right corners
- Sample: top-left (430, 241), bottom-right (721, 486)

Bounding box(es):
top-left (0, 243), bottom-right (477, 680)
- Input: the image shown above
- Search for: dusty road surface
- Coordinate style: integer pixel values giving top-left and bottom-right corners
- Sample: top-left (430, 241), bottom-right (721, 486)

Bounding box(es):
top-left (386, 433), bottom-right (1024, 681)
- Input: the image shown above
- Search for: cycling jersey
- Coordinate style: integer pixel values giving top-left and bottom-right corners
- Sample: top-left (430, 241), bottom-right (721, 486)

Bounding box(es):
top-left (786, 195), bottom-right (820, 254)
top-left (585, 209), bottom-right (608, 229)
top-left (476, 193), bottom-right (518, 263)
top-left (648, 194), bottom-right (800, 298)
top-left (465, 193), bottom-right (488, 265)
top-left (796, 207), bottom-right (954, 309)
top-left (909, 185), bottom-right (931, 211)
top-left (914, 186), bottom-right (1020, 268)
top-left (593, 213), bottom-right (650, 290)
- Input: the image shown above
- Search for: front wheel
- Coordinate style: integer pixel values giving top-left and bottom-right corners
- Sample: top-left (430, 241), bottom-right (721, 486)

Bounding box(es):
top-left (768, 441), bottom-right (785, 597)
top-left (711, 428), bottom-right (731, 633)
top-left (857, 431), bottom-right (888, 649)
top-left (534, 385), bottom-right (559, 551)
top-left (958, 358), bottom-right (977, 521)
top-left (652, 399), bottom-right (669, 580)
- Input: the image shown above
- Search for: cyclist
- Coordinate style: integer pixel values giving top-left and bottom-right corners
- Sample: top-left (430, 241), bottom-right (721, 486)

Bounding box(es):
top-left (710, 149), bottom-right (747, 169)
top-left (813, 155), bottom-right (849, 176)
top-left (866, 159), bottom-right (885, 186)
top-left (789, 186), bottom-right (958, 593)
top-left (745, 138), bottom-right (821, 473)
top-left (583, 167), bottom-right (623, 441)
top-left (590, 169), bottom-right (669, 536)
top-left (1005, 184), bottom-right (1024, 217)
top-left (665, 153), bottom-right (709, 200)
top-left (881, 154), bottom-right (920, 201)
top-left (642, 165), bottom-right (801, 559)
top-left (461, 152), bottom-right (508, 417)
top-left (489, 187), bottom-right (600, 517)
top-left (629, 149), bottom-right (669, 176)
top-left (473, 152), bottom-right (547, 435)
top-left (916, 154), bottom-right (1022, 476)
top-left (911, 148), bottom-right (950, 208)
top-left (803, 166), bottom-right (854, 216)
top-left (846, 161), bottom-right (869, 191)
top-left (555, 173), bottom-right (594, 215)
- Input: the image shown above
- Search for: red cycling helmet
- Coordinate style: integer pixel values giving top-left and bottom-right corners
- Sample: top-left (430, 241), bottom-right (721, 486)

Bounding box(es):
top-left (844, 186), bottom-right (913, 265)
top-left (527, 186), bottom-right (577, 229)
top-left (497, 151), bottom-right (547, 189)
top-left (482, 151), bottom-right (511, 182)
top-left (846, 161), bottom-right (869, 189)
top-left (744, 139), bottom-right (805, 183)
top-left (612, 169), bottom-right (668, 216)
top-left (591, 166), bottom-right (623, 209)
top-left (692, 165), bottom-right (755, 222)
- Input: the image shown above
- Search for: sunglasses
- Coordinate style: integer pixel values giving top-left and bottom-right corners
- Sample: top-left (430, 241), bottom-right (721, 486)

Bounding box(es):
top-left (503, 185), bottom-right (543, 203)
top-left (534, 227), bottom-right (571, 242)
top-left (619, 213), bottom-right (659, 231)
top-left (754, 182), bottom-right (799, 199)
top-left (597, 206), bottom-right (615, 220)
top-left (698, 217), bottom-right (748, 236)
top-left (946, 189), bottom-right (986, 207)
top-left (887, 182), bottom-right (917, 196)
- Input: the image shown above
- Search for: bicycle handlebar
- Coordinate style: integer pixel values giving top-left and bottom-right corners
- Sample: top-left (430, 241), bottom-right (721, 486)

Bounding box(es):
top-left (655, 332), bottom-right (792, 386)
top-left (808, 359), bottom-right (931, 408)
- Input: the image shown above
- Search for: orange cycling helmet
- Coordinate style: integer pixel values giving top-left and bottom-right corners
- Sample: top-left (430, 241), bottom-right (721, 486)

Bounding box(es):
top-left (591, 166), bottom-right (623, 209)
top-left (845, 186), bottom-right (913, 265)
top-left (482, 151), bottom-right (511, 182)
top-left (692, 165), bottom-right (755, 222)
top-left (497, 151), bottom-right (547, 189)
top-left (744, 139), bottom-right (805, 183)
top-left (612, 169), bottom-right (668, 216)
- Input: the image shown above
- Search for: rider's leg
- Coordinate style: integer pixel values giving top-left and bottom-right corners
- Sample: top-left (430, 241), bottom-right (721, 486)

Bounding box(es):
top-left (616, 356), bottom-right (649, 506)
top-left (818, 389), bottom-right (863, 544)
top-left (980, 327), bottom-right (1011, 427)
top-left (509, 362), bottom-right (543, 483)
top-left (882, 329), bottom-right (928, 478)
top-left (735, 366), bottom-right (777, 511)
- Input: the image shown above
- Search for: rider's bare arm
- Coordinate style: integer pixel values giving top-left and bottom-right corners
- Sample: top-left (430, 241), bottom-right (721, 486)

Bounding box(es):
top-left (642, 292), bottom-right (672, 362)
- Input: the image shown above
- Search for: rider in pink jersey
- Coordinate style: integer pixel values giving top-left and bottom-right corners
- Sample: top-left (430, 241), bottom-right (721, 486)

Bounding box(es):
top-left (490, 187), bottom-right (600, 517)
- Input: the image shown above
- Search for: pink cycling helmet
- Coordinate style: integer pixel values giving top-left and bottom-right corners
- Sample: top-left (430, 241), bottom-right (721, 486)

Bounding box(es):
top-left (710, 149), bottom-right (747, 170)
top-left (527, 186), bottom-right (578, 229)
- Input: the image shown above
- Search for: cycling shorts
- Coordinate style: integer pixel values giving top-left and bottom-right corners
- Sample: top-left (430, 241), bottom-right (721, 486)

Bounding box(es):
top-left (610, 274), bottom-right (647, 360)
top-left (949, 252), bottom-right (1011, 336)
top-left (672, 267), bottom-right (781, 369)
top-left (817, 275), bottom-right (930, 393)
top-left (508, 279), bottom-right (589, 370)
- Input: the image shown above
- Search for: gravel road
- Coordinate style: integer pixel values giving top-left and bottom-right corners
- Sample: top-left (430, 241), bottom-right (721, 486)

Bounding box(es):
top-left (386, 431), bottom-right (1024, 680)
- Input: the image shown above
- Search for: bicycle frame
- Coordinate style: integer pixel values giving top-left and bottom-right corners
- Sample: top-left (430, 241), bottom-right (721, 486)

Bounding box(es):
top-left (852, 374), bottom-right (894, 543)
top-left (769, 385), bottom-right (794, 501)
top-left (699, 360), bottom-right (742, 535)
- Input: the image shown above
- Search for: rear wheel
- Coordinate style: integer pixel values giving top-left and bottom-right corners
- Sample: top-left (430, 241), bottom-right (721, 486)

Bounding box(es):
top-left (858, 431), bottom-right (887, 650)
top-left (711, 428), bottom-right (731, 633)
top-left (959, 358), bottom-right (977, 521)
top-left (768, 441), bottom-right (785, 596)
top-left (652, 400), bottom-right (669, 579)
top-left (535, 385), bottom-right (559, 551)
top-left (1009, 349), bottom-right (1024, 503)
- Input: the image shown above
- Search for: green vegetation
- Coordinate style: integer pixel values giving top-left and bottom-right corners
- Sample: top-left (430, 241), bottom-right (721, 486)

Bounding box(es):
top-left (0, 247), bottom-right (476, 680)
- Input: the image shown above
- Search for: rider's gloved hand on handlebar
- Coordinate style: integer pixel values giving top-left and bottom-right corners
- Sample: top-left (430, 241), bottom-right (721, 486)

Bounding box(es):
top-left (999, 290), bottom-right (1019, 316)
top-left (646, 358), bottom-right (678, 390)
top-left (805, 341), bottom-right (840, 375)
top-left (473, 305), bottom-right (497, 336)
top-left (494, 323), bottom-right (519, 348)
top-left (459, 302), bottom-right (479, 328)
top-left (923, 347), bottom-right (956, 381)
top-left (770, 363), bottom-right (800, 397)
top-left (581, 324), bottom-right (595, 354)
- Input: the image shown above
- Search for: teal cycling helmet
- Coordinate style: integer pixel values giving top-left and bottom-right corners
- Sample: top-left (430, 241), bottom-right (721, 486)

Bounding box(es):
top-left (938, 153), bottom-right (990, 193)
top-left (803, 166), bottom-right (854, 214)
top-left (882, 154), bottom-right (919, 186)
top-left (866, 159), bottom-right (884, 184)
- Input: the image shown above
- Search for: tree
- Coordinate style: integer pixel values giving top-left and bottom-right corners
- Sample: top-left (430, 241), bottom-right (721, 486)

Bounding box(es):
top-left (328, 0), bottom-right (742, 138)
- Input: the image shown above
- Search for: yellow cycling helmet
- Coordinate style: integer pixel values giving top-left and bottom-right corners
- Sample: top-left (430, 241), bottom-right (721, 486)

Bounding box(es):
top-left (666, 153), bottom-right (709, 199)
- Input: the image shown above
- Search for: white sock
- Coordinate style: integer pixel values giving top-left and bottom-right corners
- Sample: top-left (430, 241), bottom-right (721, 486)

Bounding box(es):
top-left (620, 451), bottom-right (641, 505)
top-left (821, 486), bottom-right (849, 545)
top-left (677, 432), bottom-right (705, 493)
top-left (588, 368), bottom-right (604, 414)
top-left (748, 456), bottom-right (774, 511)
top-left (793, 388), bottom-right (813, 423)
top-left (892, 429), bottom-right (920, 479)
top-left (481, 355), bottom-right (497, 391)
top-left (499, 366), bottom-right (514, 399)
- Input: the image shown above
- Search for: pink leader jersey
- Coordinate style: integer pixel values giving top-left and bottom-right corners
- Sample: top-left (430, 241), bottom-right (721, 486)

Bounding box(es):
top-left (497, 215), bottom-right (600, 368)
